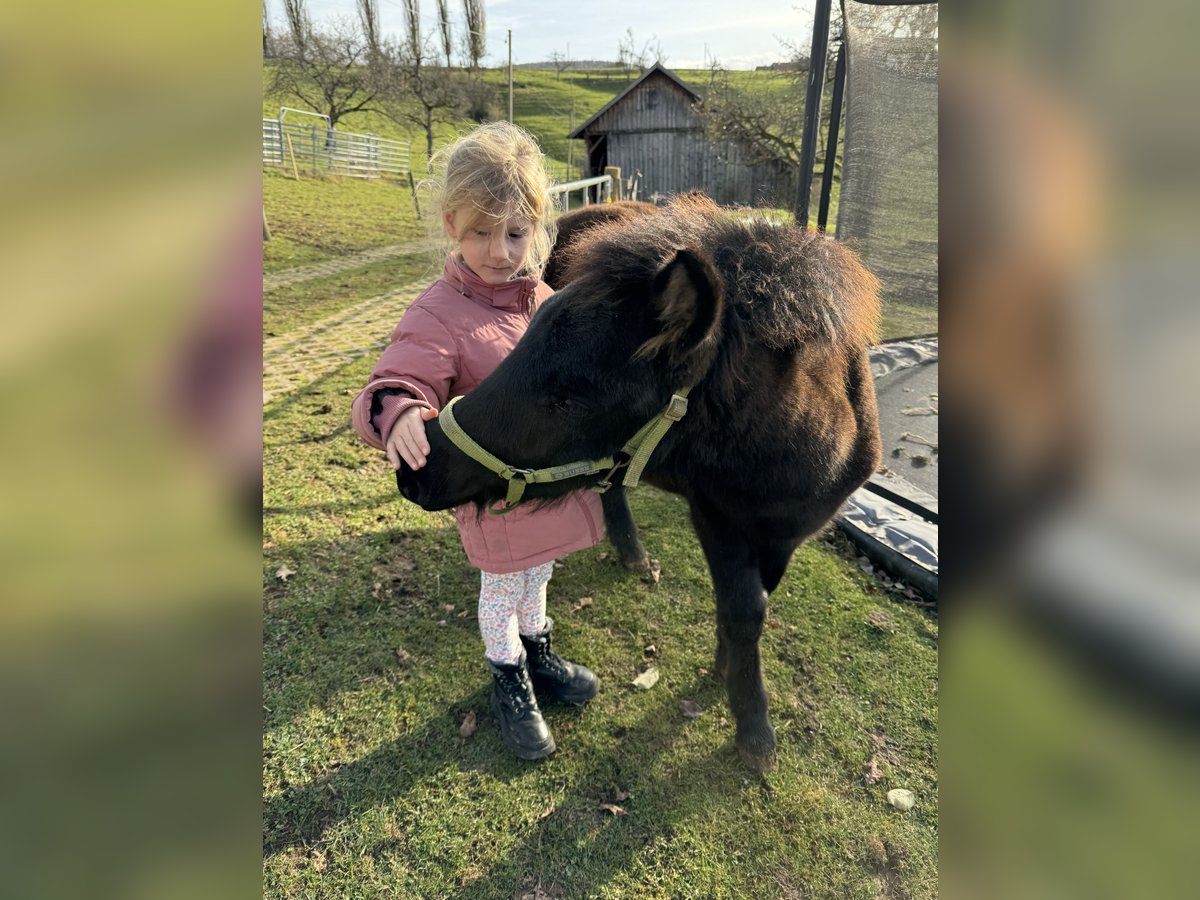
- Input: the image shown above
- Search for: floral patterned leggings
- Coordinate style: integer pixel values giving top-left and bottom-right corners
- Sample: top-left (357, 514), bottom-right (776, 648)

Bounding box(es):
top-left (478, 561), bottom-right (555, 665)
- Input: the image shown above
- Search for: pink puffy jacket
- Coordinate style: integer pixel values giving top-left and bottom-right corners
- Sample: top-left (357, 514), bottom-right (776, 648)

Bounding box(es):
top-left (352, 257), bottom-right (605, 574)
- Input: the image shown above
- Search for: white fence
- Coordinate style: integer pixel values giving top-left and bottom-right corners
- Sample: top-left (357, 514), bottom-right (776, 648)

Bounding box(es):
top-left (548, 175), bottom-right (613, 211)
top-left (263, 118), bottom-right (412, 179)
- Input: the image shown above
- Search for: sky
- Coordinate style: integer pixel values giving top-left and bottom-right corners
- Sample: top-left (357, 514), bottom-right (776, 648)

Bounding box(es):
top-left (267, 0), bottom-right (819, 70)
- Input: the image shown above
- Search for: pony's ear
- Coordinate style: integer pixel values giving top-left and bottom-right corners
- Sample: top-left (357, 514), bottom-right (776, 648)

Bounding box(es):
top-left (635, 247), bottom-right (723, 363)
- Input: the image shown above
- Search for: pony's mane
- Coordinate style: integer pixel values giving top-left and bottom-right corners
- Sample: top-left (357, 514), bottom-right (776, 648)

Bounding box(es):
top-left (563, 194), bottom-right (880, 351)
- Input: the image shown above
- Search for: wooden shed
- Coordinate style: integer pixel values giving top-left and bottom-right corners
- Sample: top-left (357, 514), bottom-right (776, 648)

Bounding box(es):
top-left (569, 63), bottom-right (795, 208)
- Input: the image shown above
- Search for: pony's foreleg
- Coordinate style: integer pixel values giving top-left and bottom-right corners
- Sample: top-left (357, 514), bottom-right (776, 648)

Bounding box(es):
top-left (600, 486), bottom-right (651, 573)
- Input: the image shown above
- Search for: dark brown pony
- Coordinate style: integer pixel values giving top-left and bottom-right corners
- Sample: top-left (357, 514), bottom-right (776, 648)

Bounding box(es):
top-left (396, 194), bottom-right (882, 770)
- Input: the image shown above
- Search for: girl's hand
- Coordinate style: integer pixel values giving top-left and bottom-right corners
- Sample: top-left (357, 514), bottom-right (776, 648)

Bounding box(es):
top-left (386, 406), bottom-right (439, 471)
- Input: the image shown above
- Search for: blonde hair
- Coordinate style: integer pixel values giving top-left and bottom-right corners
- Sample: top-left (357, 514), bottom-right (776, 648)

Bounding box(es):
top-left (426, 121), bottom-right (557, 277)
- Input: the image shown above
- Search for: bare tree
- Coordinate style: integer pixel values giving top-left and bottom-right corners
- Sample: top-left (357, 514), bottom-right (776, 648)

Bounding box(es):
top-left (373, 35), bottom-right (465, 164)
top-left (356, 0), bottom-right (380, 58)
top-left (263, 0), bottom-right (273, 58)
top-left (462, 0), bottom-right (486, 71)
top-left (616, 28), bottom-right (666, 77)
top-left (695, 39), bottom-right (847, 197)
top-left (402, 0), bottom-right (422, 72)
top-left (436, 0), bottom-right (454, 68)
top-left (270, 17), bottom-right (378, 130)
top-left (696, 58), bottom-right (809, 168)
top-left (547, 49), bottom-right (571, 80)
top-left (281, 0), bottom-right (311, 53)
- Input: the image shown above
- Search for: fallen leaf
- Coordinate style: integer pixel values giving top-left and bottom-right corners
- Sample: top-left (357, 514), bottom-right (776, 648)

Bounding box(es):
top-left (612, 786), bottom-right (630, 802)
top-left (456, 610), bottom-right (469, 618)
top-left (900, 431), bottom-right (938, 450)
top-left (520, 886), bottom-right (564, 900)
top-left (572, 596), bottom-right (593, 612)
top-left (867, 834), bottom-right (888, 869)
top-left (459, 710), bottom-right (477, 738)
top-left (535, 799), bottom-right (557, 821)
top-left (867, 609), bottom-right (897, 633)
top-left (644, 559), bottom-right (662, 585)
top-left (275, 564), bottom-right (296, 581)
top-left (597, 802), bottom-right (627, 816)
top-left (372, 581), bottom-right (383, 598)
top-left (631, 667), bottom-right (660, 690)
top-left (597, 552), bottom-right (609, 561)
top-left (310, 849), bottom-right (327, 872)
top-left (643, 644), bottom-right (657, 657)
top-left (887, 788), bottom-right (916, 811)
top-left (443, 604), bottom-right (456, 613)
top-left (395, 648), bottom-right (412, 665)
top-left (864, 757), bottom-right (884, 785)
top-left (679, 699), bottom-right (703, 719)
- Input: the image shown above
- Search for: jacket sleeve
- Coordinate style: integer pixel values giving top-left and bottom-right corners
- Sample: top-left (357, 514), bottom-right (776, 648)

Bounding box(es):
top-left (351, 305), bottom-right (460, 451)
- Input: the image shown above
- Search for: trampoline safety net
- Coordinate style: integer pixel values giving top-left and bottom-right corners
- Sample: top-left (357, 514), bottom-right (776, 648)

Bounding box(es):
top-left (836, 1), bottom-right (939, 339)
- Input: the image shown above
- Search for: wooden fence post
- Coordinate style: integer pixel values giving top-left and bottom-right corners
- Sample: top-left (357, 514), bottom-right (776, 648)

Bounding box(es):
top-left (408, 171), bottom-right (422, 219)
top-left (604, 166), bottom-right (622, 201)
top-left (284, 134), bottom-right (300, 180)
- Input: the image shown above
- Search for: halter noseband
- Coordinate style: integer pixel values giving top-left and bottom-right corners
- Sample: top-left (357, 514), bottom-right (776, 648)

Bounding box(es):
top-left (438, 388), bottom-right (692, 514)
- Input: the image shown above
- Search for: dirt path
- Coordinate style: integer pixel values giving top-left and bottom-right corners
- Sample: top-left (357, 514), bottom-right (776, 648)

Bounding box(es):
top-left (262, 281), bottom-right (425, 405)
top-left (263, 239), bottom-right (437, 292)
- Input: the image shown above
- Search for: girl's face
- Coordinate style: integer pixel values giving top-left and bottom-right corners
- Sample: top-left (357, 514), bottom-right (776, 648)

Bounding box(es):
top-left (444, 209), bottom-right (534, 285)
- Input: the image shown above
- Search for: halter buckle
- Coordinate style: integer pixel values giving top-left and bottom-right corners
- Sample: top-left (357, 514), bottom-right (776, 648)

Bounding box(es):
top-left (664, 393), bottom-right (689, 421)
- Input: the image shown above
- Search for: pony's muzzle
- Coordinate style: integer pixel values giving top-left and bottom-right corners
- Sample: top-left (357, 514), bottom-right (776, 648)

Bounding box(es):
top-left (395, 463), bottom-right (425, 506)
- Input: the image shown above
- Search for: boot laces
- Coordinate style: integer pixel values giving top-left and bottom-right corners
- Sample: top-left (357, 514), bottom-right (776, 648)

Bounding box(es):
top-left (539, 649), bottom-right (568, 678)
top-left (496, 667), bottom-right (531, 714)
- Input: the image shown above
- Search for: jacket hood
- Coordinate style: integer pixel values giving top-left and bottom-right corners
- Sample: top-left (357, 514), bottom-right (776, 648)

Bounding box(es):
top-left (442, 257), bottom-right (540, 312)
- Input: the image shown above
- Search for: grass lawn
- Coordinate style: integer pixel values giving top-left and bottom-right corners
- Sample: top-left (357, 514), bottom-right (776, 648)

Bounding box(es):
top-left (264, 169), bottom-right (427, 274)
top-left (263, 353), bottom-right (937, 898)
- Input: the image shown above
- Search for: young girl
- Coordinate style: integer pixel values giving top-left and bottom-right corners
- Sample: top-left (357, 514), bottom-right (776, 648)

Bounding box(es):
top-left (351, 122), bottom-right (604, 760)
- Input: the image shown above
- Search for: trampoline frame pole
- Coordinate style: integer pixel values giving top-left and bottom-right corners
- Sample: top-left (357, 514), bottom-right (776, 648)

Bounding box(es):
top-left (817, 41), bottom-right (846, 233)
top-left (796, 0), bottom-right (832, 229)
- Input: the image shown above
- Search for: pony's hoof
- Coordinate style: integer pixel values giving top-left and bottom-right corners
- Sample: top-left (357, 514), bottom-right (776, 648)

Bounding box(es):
top-left (735, 728), bottom-right (778, 773)
top-left (630, 557), bottom-right (661, 586)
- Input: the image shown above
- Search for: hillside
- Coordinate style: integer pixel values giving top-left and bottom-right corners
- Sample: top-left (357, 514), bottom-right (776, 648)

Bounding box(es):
top-left (263, 63), bottom-right (792, 181)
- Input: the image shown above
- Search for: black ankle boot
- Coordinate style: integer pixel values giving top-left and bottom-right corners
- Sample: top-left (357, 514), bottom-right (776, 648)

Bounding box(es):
top-left (520, 617), bottom-right (600, 707)
top-left (487, 652), bottom-right (556, 760)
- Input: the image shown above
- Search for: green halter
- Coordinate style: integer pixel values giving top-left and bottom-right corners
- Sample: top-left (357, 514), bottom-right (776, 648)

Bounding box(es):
top-left (438, 388), bottom-right (692, 514)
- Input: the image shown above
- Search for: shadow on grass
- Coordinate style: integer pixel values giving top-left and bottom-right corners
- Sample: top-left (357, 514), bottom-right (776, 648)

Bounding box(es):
top-left (454, 674), bottom-right (756, 899)
top-left (263, 665), bottom-right (758, 899)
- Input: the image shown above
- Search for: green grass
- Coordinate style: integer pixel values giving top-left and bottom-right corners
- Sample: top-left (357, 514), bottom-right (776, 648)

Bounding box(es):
top-left (262, 360), bottom-right (938, 897)
top-left (878, 302), bottom-right (938, 342)
top-left (264, 169), bottom-right (427, 273)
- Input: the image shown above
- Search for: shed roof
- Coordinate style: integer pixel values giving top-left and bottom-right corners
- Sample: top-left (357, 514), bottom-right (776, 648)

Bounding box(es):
top-left (567, 63), bottom-right (702, 139)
